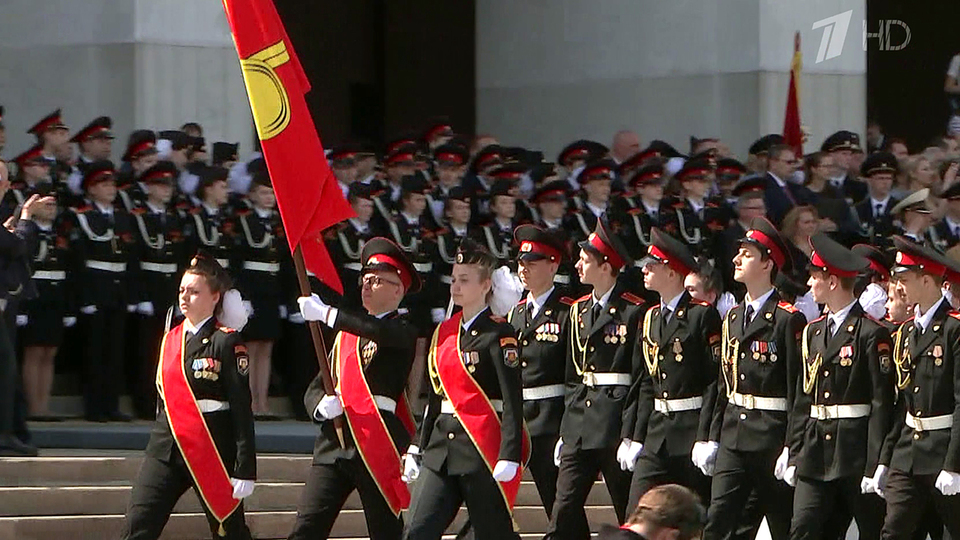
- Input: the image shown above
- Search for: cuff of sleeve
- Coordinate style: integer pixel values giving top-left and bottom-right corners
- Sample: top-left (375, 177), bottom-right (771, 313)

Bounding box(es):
top-left (325, 307), bottom-right (339, 328)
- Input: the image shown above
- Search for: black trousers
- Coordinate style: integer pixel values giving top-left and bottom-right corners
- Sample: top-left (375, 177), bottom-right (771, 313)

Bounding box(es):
top-left (120, 453), bottom-right (252, 540)
top-left (287, 458), bottom-right (403, 540)
top-left (0, 307), bottom-right (18, 434)
top-left (528, 434), bottom-right (560, 518)
top-left (403, 464), bottom-right (518, 540)
top-left (544, 444), bottom-right (632, 540)
top-left (134, 313), bottom-right (166, 419)
top-left (628, 446), bottom-right (712, 513)
top-left (83, 307), bottom-right (126, 419)
top-left (790, 475), bottom-right (884, 540)
top-left (881, 468), bottom-right (960, 540)
top-left (702, 446), bottom-right (793, 540)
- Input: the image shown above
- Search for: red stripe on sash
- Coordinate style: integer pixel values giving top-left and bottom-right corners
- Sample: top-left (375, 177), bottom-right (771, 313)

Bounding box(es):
top-left (337, 332), bottom-right (411, 515)
top-left (432, 314), bottom-right (530, 510)
top-left (156, 323), bottom-right (239, 528)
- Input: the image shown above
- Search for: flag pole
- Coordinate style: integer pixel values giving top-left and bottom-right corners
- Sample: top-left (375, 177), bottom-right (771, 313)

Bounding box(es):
top-left (292, 244), bottom-right (347, 448)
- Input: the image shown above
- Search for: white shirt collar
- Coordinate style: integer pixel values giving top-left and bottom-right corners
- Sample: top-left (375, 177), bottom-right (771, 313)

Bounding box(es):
top-left (186, 316), bottom-right (213, 335)
top-left (870, 195), bottom-right (891, 209)
top-left (202, 202), bottom-right (220, 215)
top-left (495, 217), bottom-right (512, 231)
top-left (526, 286), bottom-right (556, 319)
top-left (745, 287), bottom-right (776, 320)
top-left (661, 290), bottom-right (685, 316)
top-left (401, 211), bottom-right (420, 225)
top-left (542, 218), bottom-right (563, 229)
top-left (768, 172), bottom-right (787, 188)
top-left (946, 216), bottom-right (960, 233)
top-left (462, 306), bottom-right (489, 331)
top-left (827, 300), bottom-right (858, 334)
top-left (586, 201), bottom-right (606, 218)
top-left (36, 222), bottom-right (53, 231)
top-left (94, 202), bottom-right (114, 215)
top-left (146, 201), bottom-right (166, 215)
top-left (348, 218), bottom-right (369, 232)
top-left (642, 200), bottom-right (660, 215)
top-left (373, 310), bottom-right (393, 319)
top-left (915, 296), bottom-right (947, 331)
top-left (451, 224), bottom-right (468, 236)
top-left (592, 285), bottom-right (616, 309)
top-left (254, 207), bottom-right (272, 219)
top-left (687, 198), bottom-right (704, 213)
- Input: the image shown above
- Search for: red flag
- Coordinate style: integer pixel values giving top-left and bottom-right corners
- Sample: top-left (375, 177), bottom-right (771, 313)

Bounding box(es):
top-left (222, 0), bottom-right (354, 293)
top-left (783, 32), bottom-right (803, 157)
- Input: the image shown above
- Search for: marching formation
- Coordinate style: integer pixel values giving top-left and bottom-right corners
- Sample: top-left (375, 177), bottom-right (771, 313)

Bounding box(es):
top-left (5, 109), bottom-right (960, 540)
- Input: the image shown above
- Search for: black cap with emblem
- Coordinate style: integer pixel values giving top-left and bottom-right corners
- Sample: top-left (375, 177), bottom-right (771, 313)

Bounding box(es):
top-left (860, 151), bottom-right (898, 177)
top-left (892, 235), bottom-right (950, 278)
top-left (515, 224), bottom-right (565, 263)
top-left (455, 237), bottom-right (498, 268)
top-left (809, 233), bottom-right (869, 278)
top-left (643, 228), bottom-right (698, 276)
top-left (212, 142), bottom-right (239, 165)
top-left (852, 244), bottom-right (892, 281)
top-left (740, 217), bottom-right (793, 273)
top-left (579, 215), bottom-right (631, 270)
top-left (361, 237), bottom-right (420, 293)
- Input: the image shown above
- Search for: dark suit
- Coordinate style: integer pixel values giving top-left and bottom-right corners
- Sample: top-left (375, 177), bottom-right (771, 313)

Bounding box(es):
top-left (610, 197), bottom-right (667, 305)
top-left (763, 173), bottom-right (811, 227)
top-left (787, 303), bottom-right (893, 540)
top-left (507, 289), bottom-right (573, 517)
top-left (880, 300), bottom-right (960, 539)
top-left (121, 318), bottom-right (255, 540)
top-left (702, 291), bottom-right (806, 540)
top-left (405, 308), bottom-right (524, 540)
top-left (833, 175), bottom-right (869, 206)
top-left (930, 218), bottom-right (960, 253)
top-left (628, 291), bottom-right (720, 510)
top-left (855, 197), bottom-right (899, 253)
top-left (289, 309), bottom-right (417, 540)
top-left (0, 220), bottom-right (38, 442)
top-left (544, 284), bottom-right (647, 540)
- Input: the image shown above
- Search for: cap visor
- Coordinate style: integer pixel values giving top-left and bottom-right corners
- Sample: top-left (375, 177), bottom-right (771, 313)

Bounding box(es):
top-left (518, 252), bottom-right (549, 262)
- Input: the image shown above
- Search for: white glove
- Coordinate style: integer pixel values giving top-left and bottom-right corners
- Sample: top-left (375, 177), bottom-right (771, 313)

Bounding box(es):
top-left (872, 465), bottom-right (889, 498)
top-left (859, 283), bottom-right (888, 320)
top-left (431, 308), bottom-right (446, 324)
top-left (554, 438), bottom-right (563, 467)
top-left (774, 447), bottom-right (790, 480)
top-left (126, 304), bottom-right (138, 313)
top-left (15, 314), bottom-right (27, 327)
top-left (492, 460), bottom-right (520, 482)
top-left (716, 292), bottom-right (737, 319)
top-left (936, 470), bottom-right (960, 496)
top-left (80, 305), bottom-right (97, 315)
top-left (313, 394), bottom-right (343, 421)
top-left (692, 441), bottom-right (720, 476)
top-left (298, 294), bottom-right (336, 327)
top-left (401, 446), bottom-right (421, 483)
top-left (617, 439), bottom-right (633, 471)
top-left (136, 301), bottom-right (154, 316)
top-left (860, 476), bottom-right (876, 495)
top-left (288, 311), bottom-right (305, 324)
top-left (624, 440), bottom-right (643, 472)
top-left (783, 465), bottom-right (797, 487)
top-left (242, 300), bottom-right (254, 317)
top-left (230, 478), bottom-right (255, 499)
top-left (62, 316), bottom-right (77, 327)
top-left (279, 304), bottom-right (288, 319)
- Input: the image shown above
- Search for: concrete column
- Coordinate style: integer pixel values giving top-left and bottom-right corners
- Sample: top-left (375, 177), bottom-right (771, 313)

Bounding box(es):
top-left (476, 0), bottom-right (866, 159)
top-left (0, 0), bottom-right (252, 161)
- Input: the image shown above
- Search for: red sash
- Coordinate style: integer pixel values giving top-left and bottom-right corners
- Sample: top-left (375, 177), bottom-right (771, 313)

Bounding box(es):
top-left (156, 323), bottom-right (239, 531)
top-left (336, 332), bottom-right (411, 515)
top-left (431, 314), bottom-right (530, 511)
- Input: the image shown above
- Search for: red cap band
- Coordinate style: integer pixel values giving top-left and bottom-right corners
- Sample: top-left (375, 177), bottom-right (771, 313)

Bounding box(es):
top-left (86, 170), bottom-right (115, 186)
top-left (128, 141), bottom-right (155, 159)
top-left (436, 152), bottom-right (462, 164)
top-left (678, 166), bottom-right (710, 180)
top-left (426, 125), bottom-right (453, 140)
top-left (648, 244), bottom-right (692, 276)
top-left (519, 241), bottom-right (562, 262)
top-left (476, 152), bottom-right (501, 167)
top-left (745, 229), bottom-right (785, 269)
top-left (811, 250), bottom-right (858, 278)
top-left (866, 259), bottom-right (890, 279)
top-left (366, 253), bottom-right (412, 289)
top-left (587, 232), bottom-right (625, 269)
top-left (895, 250), bottom-right (946, 278)
top-left (385, 152), bottom-right (415, 165)
top-left (534, 189), bottom-right (566, 203)
top-left (632, 171), bottom-right (663, 186)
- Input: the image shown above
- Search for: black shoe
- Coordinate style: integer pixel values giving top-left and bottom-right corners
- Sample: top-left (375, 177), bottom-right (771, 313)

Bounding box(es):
top-left (0, 434), bottom-right (38, 457)
top-left (106, 411), bottom-right (133, 422)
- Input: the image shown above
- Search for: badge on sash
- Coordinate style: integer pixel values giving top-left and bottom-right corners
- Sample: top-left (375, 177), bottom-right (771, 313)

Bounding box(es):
top-left (362, 341), bottom-right (378, 365)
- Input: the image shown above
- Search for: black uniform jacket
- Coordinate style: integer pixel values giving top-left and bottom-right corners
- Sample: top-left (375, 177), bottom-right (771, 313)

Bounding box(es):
top-left (789, 303), bottom-right (894, 480)
top-left (881, 300), bottom-right (960, 476)
top-left (632, 291), bottom-right (720, 457)
top-left (418, 308), bottom-right (524, 475)
top-left (711, 291), bottom-right (806, 453)
top-left (64, 205), bottom-right (137, 309)
top-left (507, 287), bottom-right (574, 437)
top-left (305, 308), bottom-right (417, 465)
top-left (560, 283), bottom-right (648, 451)
top-left (146, 318), bottom-right (257, 480)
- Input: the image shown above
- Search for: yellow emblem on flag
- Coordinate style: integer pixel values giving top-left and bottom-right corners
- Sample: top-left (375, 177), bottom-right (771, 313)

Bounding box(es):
top-left (240, 40), bottom-right (292, 141)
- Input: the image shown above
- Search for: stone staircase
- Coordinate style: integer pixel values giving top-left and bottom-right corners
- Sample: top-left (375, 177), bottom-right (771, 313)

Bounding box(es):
top-left (0, 451), bottom-right (618, 539)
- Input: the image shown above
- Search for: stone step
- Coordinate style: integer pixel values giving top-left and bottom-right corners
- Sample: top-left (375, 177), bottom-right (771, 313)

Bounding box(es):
top-left (0, 506), bottom-right (619, 540)
top-left (0, 481), bottom-right (613, 516)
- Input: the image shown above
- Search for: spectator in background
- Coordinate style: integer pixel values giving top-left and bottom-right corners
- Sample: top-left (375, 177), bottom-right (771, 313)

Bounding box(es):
top-left (884, 137), bottom-right (910, 162)
top-left (597, 484), bottom-right (705, 540)
top-left (610, 130), bottom-right (641, 165)
top-left (866, 119), bottom-right (886, 154)
top-left (781, 205), bottom-right (818, 271)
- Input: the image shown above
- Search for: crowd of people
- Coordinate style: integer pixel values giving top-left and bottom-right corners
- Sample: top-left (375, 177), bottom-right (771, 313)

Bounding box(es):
top-left (4, 105), bottom-right (960, 538)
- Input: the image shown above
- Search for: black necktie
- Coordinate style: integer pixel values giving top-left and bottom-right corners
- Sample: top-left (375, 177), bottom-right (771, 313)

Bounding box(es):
top-left (744, 305), bottom-right (754, 332)
top-left (875, 203), bottom-right (883, 218)
top-left (592, 301), bottom-right (602, 324)
top-left (103, 212), bottom-right (114, 226)
top-left (828, 319), bottom-right (836, 337)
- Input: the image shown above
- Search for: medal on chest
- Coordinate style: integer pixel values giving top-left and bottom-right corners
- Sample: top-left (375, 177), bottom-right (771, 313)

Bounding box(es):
top-left (840, 345), bottom-right (854, 367)
top-left (461, 351), bottom-right (480, 373)
top-left (536, 322), bottom-right (560, 342)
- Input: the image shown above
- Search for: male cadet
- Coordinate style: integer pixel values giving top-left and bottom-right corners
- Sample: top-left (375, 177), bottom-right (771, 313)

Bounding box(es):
top-left (329, 145), bottom-right (360, 198)
top-left (566, 159), bottom-right (616, 245)
top-left (431, 187), bottom-right (474, 321)
top-left (855, 152), bottom-right (900, 253)
top-left (118, 130), bottom-right (160, 211)
top-left (425, 143), bottom-right (469, 232)
top-left (871, 236), bottom-right (960, 538)
top-left (129, 162), bottom-right (187, 419)
top-left (628, 229), bottom-right (720, 509)
top-left (372, 140), bottom-right (418, 232)
top-left (387, 175), bottom-right (435, 337)
top-left (463, 144), bottom-right (505, 225)
top-left (290, 238), bottom-right (419, 540)
top-left (27, 109), bottom-right (69, 163)
top-left (821, 131), bottom-right (868, 205)
top-left (783, 234), bottom-right (893, 540)
top-left (64, 160), bottom-right (137, 422)
top-left (66, 116), bottom-right (114, 198)
top-left (699, 217), bottom-right (806, 540)
top-left (667, 154), bottom-right (729, 262)
top-left (531, 180), bottom-right (580, 294)
top-left (187, 167), bottom-right (234, 271)
top-left (891, 188), bottom-right (934, 245)
top-left (933, 183), bottom-right (960, 251)
top-left (508, 225), bottom-right (575, 517)
top-left (480, 178), bottom-right (520, 267)
top-left (326, 183), bottom-right (383, 311)
top-left (544, 216), bottom-right (647, 540)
